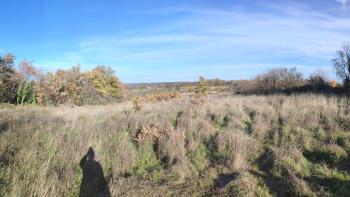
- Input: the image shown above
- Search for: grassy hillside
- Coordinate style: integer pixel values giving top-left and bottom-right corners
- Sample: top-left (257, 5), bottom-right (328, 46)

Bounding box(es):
top-left (1, 94), bottom-right (350, 196)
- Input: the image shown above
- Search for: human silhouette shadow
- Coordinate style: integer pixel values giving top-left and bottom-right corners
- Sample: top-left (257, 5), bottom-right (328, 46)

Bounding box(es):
top-left (79, 147), bottom-right (111, 197)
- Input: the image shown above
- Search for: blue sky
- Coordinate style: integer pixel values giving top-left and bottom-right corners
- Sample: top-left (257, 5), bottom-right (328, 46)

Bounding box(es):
top-left (1, 0), bottom-right (350, 83)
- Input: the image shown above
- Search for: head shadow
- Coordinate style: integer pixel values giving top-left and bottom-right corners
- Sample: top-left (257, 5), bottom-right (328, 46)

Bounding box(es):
top-left (79, 147), bottom-right (111, 197)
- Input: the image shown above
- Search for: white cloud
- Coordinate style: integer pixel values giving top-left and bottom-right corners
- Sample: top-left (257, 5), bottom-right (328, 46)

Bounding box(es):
top-left (38, 2), bottom-right (350, 82)
top-left (76, 5), bottom-right (350, 62)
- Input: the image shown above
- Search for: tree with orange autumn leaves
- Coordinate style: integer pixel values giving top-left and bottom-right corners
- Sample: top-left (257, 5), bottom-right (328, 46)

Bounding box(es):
top-left (0, 53), bottom-right (123, 105)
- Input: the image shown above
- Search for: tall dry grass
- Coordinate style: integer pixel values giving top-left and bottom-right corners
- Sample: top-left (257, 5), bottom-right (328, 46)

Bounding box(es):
top-left (1, 94), bottom-right (350, 196)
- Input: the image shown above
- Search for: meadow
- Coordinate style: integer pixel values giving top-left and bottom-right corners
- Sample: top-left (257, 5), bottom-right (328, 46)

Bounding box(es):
top-left (1, 94), bottom-right (350, 196)
top-left (1, 1), bottom-right (350, 196)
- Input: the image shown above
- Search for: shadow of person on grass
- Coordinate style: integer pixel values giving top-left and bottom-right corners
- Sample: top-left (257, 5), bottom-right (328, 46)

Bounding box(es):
top-left (79, 147), bottom-right (111, 197)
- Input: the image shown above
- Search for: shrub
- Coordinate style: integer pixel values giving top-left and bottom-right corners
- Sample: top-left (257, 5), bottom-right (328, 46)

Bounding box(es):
top-left (132, 96), bottom-right (142, 112)
top-left (85, 66), bottom-right (123, 99)
top-left (195, 76), bottom-right (209, 97)
top-left (134, 123), bottom-right (161, 144)
top-left (145, 92), bottom-right (180, 102)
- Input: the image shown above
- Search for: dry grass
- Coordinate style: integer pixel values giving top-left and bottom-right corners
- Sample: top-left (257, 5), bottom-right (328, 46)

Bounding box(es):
top-left (1, 94), bottom-right (350, 196)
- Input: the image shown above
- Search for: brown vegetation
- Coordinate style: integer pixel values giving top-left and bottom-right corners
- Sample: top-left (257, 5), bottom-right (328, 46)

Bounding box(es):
top-left (0, 54), bottom-right (123, 106)
top-left (1, 44), bottom-right (350, 196)
top-left (1, 94), bottom-right (350, 196)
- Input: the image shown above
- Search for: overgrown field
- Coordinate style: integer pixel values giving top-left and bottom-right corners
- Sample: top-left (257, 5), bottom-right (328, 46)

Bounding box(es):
top-left (1, 95), bottom-right (350, 196)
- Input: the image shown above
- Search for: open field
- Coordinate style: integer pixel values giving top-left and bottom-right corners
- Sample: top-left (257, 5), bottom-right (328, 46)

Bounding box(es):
top-left (1, 94), bottom-right (350, 196)
top-left (1, 0), bottom-right (350, 196)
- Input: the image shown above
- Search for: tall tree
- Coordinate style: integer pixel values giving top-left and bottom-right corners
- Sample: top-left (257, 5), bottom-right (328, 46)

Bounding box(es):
top-left (0, 54), bottom-right (19, 103)
top-left (309, 68), bottom-right (327, 91)
top-left (16, 61), bottom-right (40, 105)
top-left (255, 67), bottom-right (303, 93)
top-left (333, 43), bottom-right (350, 87)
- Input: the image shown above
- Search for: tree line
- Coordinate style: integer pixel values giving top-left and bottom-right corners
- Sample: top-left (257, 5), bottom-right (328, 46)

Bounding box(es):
top-left (0, 55), bottom-right (123, 105)
top-left (1, 43), bottom-right (350, 105)
top-left (232, 43), bottom-right (350, 95)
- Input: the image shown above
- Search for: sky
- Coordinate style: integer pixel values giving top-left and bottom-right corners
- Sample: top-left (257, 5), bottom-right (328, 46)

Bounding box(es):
top-left (0, 0), bottom-right (350, 83)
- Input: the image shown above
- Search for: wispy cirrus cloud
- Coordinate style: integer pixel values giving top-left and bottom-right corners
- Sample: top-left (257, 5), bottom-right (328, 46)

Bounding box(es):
top-left (38, 2), bottom-right (350, 82)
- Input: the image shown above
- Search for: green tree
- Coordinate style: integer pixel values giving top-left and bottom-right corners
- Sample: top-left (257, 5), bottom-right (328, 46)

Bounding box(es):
top-left (16, 80), bottom-right (36, 105)
top-left (16, 61), bottom-right (40, 105)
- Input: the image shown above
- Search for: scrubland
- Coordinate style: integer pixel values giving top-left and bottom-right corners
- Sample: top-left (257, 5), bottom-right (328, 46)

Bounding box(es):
top-left (1, 94), bottom-right (350, 196)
